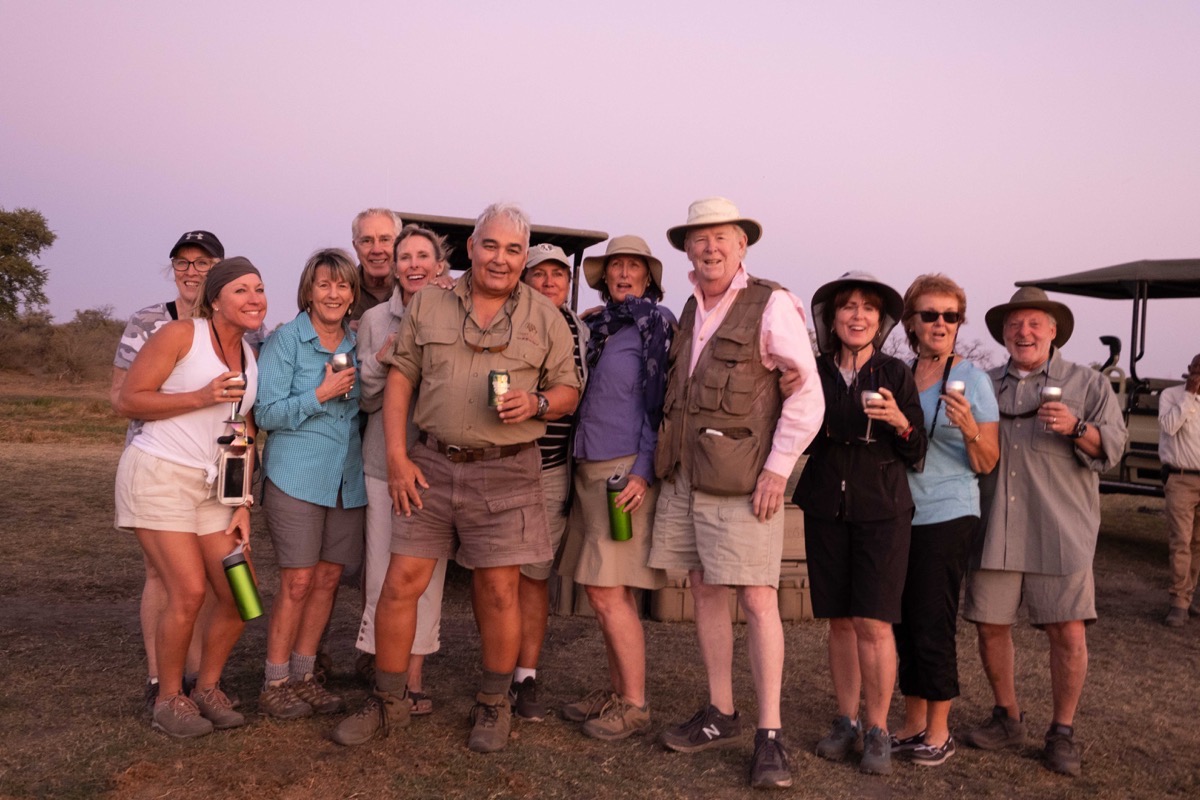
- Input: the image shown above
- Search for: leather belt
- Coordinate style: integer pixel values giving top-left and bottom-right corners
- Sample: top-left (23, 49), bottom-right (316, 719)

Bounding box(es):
top-left (1164, 465), bottom-right (1200, 476)
top-left (418, 432), bottom-right (534, 463)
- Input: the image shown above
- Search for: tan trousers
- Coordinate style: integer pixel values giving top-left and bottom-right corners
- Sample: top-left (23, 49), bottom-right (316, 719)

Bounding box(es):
top-left (1165, 472), bottom-right (1200, 608)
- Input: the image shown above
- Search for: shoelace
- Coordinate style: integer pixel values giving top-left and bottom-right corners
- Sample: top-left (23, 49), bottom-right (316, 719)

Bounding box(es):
top-left (472, 703), bottom-right (501, 727)
top-left (164, 694), bottom-right (202, 718)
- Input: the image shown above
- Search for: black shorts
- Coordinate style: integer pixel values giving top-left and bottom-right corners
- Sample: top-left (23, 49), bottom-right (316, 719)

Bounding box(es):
top-left (805, 513), bottom-right (912, 623)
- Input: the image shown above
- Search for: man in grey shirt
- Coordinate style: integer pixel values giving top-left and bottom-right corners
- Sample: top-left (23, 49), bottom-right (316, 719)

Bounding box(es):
top-left (960, 287), bottom-right (1125, 778)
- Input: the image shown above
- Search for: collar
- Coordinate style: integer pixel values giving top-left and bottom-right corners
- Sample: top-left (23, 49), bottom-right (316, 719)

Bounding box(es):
top-left (1002, 346), bottom-right (1066, 381)
top-left (297, 309), bottom-right (351, 349)
top-left (455, 269), bottom-right (524, 308)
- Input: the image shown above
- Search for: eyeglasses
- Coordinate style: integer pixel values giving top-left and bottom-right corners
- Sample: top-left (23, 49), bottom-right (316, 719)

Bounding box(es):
top-left (172, 257), bottom-right (216, 273)
top-left (916, 310), bottom-right (962, 324)
top-left (462, 309), bottom-right (512, 354)
top-left (355, 235), bottom-right (396, 249)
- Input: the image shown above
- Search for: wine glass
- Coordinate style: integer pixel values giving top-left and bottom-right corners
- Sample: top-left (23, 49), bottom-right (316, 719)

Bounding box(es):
top-left (329, 352), bottom-right (354, 400)
top-left (860, 390), bottom-right (883, 443)
top-left (224, 372), bottom-right (246, 425)
top-left (1039, 385), bottom-right (1062, 432)
top-left (943, 380), bottom-right (966, 427)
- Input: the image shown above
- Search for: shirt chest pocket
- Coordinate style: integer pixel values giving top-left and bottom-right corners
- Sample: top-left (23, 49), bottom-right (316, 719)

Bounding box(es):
top-left (490, 338), bottom-right (546, 392)
top-left (416, 325), bottom-right (461, 381)
top-left (1030, 400), bottom-right (1082, 460)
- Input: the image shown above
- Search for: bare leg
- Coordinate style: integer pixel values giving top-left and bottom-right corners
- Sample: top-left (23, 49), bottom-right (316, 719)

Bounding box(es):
top-left (472, 565), bottom-right (522, 673)
top-left (194, 529), bottom-right (247, 689)
top-left (690, 570), bottom-right (735, 715)
top-left (924, 699), bottom-right (952, 747)
top-left (585, 585), bottom-right (646, 706)
top-left (293, 561), bottom-right (345, 656)
top-left (896, 696), bottom-right (927, 739)
top-left (853, 617), bottom-right (896, 732)
top-left (266, 566), bottom-right (318, 665)
top-left (375, 555), bottom-right (439, 674)
top-left (517, 573), bottom-right (550, 670)
top-left (1044, 620), bottom-right (1088, 727)
top-left (827, 617), bottom-right (861, 720)
top-left (738, 585), bottom-right (783, 729)
top-left (141, 553), bottom-right (167, 680)
top-left (407, 654), bottom-right (426, 693)
top-left (975, 622), bottom-right (1020, 719)
top-left (136, 530), bottom-right (209, 697)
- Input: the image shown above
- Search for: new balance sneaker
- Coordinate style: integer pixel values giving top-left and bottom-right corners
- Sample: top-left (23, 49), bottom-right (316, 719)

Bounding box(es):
top-left (815, 715), bottom-right (861, 761)
top-left (889, 729), bottom-right (925, 757)
top-left (581, 695), bottom-right (651, 741)
top-left (750, 730), bottom-right (793, 790)
top-left (860, 726), bottom-right (892, 775)
top-left (561, 688), bottom-right (611, 722)
top-left (291, 673), bottom-right (345, 715)
top-left (258, 681), bottom-right (313, 720)
top-left (467, 692), bottom-right (512, 753)
top-left (962, 706), bottom-right (1026, 750)
top-left (911, 735), bottom-right (956, 767)
top-left (190, 684), bottom-right (245, 729)
top-left (151, 694), bottom-right (214, 739)
top-left (660, 704), bottom-right (747, 753)
top-left (331, 689), bottom-right (412, 746)
top-left (508, 676), bottom-right (545, 722)
top-left (1043, 725), bottom-right (1082, 777)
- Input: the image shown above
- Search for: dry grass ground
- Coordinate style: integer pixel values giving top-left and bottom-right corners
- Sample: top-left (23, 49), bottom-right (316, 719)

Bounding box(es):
top-left (2, 372), bottom-right (1198, 799)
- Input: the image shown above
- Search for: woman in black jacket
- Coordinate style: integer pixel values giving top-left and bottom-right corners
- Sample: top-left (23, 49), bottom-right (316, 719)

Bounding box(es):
top-left (793, 272), bottom-right (926, 776)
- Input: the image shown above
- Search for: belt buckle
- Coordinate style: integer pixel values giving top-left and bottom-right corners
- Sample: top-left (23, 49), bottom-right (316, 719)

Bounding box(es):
top-left (445, 444), bottom-right (465, 462)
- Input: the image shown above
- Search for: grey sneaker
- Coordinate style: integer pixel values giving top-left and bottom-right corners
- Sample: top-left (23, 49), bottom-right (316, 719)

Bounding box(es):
top-left (190, 685), bottom-right (245, 729)
top-left (561, 688), bottom-right (611, 722)
top-left (581, 695), bottom-right (651, 741)
top-left (292, 673), bottom-right (345, 715)
top-left (963, 705), bottom-right (1026, 750)
top-left (750, 730), bottom-right (793, 790)
top-left (151, 694), bottom-right (214, 739)
top-left (660, 704), bottom-right (747, 753)
top-left (815, 715), bottom-right (861, 761)
top-left (467, 692), bottom-right (512, 753)
top-left (1043, 726), bottom-right (1081, 777)
top-left (1165, 606), bottom-right (1188, 627)
top-left (331, 689), bottom-right (412, 746)
top-left (508, 677), bottom-right (545, 722)
top-left (258, 681), bottom-right (313, 720)
top-left (860, 726), bottom-right (892, 775)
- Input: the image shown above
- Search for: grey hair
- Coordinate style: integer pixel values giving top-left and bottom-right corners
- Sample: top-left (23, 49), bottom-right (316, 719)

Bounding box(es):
top-left (351, 208), bottom-right (402, 241)
top-left (472, 202), bottom-right (530, 247)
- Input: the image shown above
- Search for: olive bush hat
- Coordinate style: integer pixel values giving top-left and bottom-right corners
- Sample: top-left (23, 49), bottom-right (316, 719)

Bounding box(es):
top-left (984, 286), bottom-right (1074, 347)
top-left (666, 197), bottom-right (762, 251)
top-left (810, 271), bottom-right (905, 354)
top-left (582, 235), bottom-right (664, 293)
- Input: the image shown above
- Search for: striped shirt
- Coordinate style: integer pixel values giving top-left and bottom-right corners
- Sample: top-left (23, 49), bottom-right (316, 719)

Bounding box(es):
top-left (538, 307), bottom-right (586, 469)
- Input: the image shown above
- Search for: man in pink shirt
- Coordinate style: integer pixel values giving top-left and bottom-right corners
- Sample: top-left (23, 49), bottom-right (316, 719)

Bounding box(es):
top-left (651, 197), bottom-right (824, 789)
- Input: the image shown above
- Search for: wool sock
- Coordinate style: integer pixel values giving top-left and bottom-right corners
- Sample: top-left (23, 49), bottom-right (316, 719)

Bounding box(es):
top-left (290, 652), bottom-right (317, 683)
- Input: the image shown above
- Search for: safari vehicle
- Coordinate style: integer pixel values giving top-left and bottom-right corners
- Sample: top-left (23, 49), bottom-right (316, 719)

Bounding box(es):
top-left (1017, 258), bottom-right (1200, 496)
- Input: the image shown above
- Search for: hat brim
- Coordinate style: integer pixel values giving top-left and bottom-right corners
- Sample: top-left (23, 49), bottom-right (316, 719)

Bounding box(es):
top-left (984, 301), bottom-right (1074, 348)
top-left (666, 219), bottom-right (762, 251)
top-left (810, 277), bottom-right (905, 354)
top-left (582, 252), bottom-right (664, 295)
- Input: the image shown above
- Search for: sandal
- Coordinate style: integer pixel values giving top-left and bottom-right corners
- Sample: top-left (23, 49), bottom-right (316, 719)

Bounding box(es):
top-left (409, 690), bottom-right (433, 716)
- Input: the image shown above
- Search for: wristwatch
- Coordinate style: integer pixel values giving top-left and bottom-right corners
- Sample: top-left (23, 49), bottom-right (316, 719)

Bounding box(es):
top-left (534, 392), bottom-right (550, 419)
top-left (1068, 419), bottom-right (1089, 440)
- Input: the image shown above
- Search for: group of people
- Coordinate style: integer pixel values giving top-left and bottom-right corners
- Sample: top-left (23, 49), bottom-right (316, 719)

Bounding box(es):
top-left (112, 196), bottom-right (1135, 788)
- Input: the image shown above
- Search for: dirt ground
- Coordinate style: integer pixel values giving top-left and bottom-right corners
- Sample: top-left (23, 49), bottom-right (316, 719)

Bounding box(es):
top-left (2, 375), bottom-right (1199, 799)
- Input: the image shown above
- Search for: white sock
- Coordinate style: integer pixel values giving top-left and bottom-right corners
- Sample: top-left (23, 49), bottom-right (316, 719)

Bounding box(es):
top-left (514, 667), bottom-right (537, 683)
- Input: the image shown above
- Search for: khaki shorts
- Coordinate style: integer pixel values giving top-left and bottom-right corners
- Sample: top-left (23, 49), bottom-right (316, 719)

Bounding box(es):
top-left (522, 463), bottom-right (571, 581)
top-left (963, 567), bottom-right (1096, 626)
top-left (390, 441), bottom-right (551, 570)
top-left (263, 480), bottom-right (365, 569)
top-left (648, 471), bottom-right (784, 588)
top-left (114, 446), bottom-right (232, 535)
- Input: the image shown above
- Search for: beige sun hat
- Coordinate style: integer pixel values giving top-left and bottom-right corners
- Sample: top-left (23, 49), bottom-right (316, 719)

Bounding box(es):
top-left (523, 242), bottom-right (572, 273)
top-left (582, 235), bottom-right (664, 293)
top-left (984, 286), bottom-right (1074, 348)
top-left (666, 197), bottom-right (763, 251)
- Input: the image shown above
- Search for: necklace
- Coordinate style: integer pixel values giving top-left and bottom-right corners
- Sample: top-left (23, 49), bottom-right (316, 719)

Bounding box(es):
top-left (211, 320), bottom-right (245, 414)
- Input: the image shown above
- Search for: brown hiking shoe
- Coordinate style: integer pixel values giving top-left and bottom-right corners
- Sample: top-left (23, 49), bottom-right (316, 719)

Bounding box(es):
top-left (561, 688), bottom-right (612, 722)
top-left (467, 692), bottom-right (512, 753)
top-left (152, 694), bottom-right (214, 739)
top-left (190, 685), bottom-right (245, 729)
top-left (292, 673), bottom-right (345, 715)
top-left (258, 681), bottom-right (313, 720)
top-left (1043, 724), bottom-right (1082, 777)
top-left (582, 695), bottom-right (651, 741)
top-left (331, 689), bottom-right (412, 746)
top-left (963, 706), bottom-right (1026, 750)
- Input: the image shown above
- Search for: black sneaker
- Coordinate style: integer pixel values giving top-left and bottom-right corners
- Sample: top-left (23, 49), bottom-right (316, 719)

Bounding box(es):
top-left (508, 677), bottom-right (545, 722)
top-left (660, 704), bottom-right (747, 753)
top-left (889, 729), bottom-right (925, 757)
top-left (1043, 725), bottom-right (1081, 777)
top-left (911, 735), bottom-right (956, 767)
top-left (750, 730), bottom-right (793, 790)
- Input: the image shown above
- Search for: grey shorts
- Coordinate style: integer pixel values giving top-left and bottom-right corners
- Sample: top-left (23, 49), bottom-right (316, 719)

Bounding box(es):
top-left (963, 567), bottom-right (1096, 626)
top-left (263, 480), bottom-right (365, 569)
top-left (521, 463), bottom-right (571, 581)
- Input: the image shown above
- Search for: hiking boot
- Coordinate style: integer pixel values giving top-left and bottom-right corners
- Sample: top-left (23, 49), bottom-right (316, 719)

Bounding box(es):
top-left (467, 692), bottom-right (512, 753)
top-left (561, 688), bottom-right (611, 722)
top-left (1165, 606), bottom-right (1188, 627)
top-left (258, 681), bottom-right (313, 720)
top-left (354, 651), bottom-right (376, 686)
top-left (750, 730), bottom-right (793, 790)
top-left (860, 726), bottom-right (892, 775)
top-left (815, 715), bottom-right (861, 761)
top-left (508, 676), bottom-right (545, 722)
top-left (911, 735), bottom-right (957, 767)
top-left (314, 649), bottom-right (334, 682)
top-left (331, 689), bottom-right (412, 746)
top-left (963, 706), bottom-right (1026, 750)
top-left (1043, 726), bottom-right (1082, 777)
top-left (581, 695), bottom-right (651, 741)
top-left (151, 694), bottom-right (214, 739)
top-left (889, 729), bottom-right (925, 757)
top-left (190, 684), bottom-right (245, 729)
top-left (291, 673), bottom-right (345, 715)
top-left (660, 704), bottom-right (747, 753)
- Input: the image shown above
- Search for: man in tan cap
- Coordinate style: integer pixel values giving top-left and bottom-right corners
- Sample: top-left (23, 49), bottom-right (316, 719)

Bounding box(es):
top-left (961, 287), bottom-right (1125, 778)
top-left (651, 197), bottom-right (824, 789)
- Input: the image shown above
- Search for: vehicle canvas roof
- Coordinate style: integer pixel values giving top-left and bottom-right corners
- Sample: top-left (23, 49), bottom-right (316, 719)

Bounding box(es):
top-left (1017, 258), bottom-right (1200, 300)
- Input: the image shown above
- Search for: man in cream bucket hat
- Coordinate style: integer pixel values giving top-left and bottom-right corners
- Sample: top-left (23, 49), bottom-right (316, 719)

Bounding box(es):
top-left (651, 197), bottom-right (824, 789)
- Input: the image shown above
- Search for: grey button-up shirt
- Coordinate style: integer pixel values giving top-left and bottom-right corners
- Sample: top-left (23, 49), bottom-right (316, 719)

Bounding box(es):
top-left (977, 349), bottom-right (1126, 575)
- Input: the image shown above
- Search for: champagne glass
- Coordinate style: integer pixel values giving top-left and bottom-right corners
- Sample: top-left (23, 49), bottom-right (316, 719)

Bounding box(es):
top-left (943, 380), bottom-right (966, 427)
top-left (224, 372), bottom-right (246, 425)
top-left (329, 352), bottom-right (354, 400)
top-left (860, 390), bottom-right (883, 443)
top-left (1039, 385), bottom-right (1062, 432)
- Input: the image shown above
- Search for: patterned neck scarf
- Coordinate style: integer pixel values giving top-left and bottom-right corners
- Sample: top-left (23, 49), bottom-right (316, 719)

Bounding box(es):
top-left (585, 296), bottom-right (673, 429)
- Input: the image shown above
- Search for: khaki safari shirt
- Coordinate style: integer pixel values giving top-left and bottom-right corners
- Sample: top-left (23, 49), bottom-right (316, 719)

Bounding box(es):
top-left (977, 348), bottom-right (1126, 575)
top-left (381, 273), bottom-right (580, 449)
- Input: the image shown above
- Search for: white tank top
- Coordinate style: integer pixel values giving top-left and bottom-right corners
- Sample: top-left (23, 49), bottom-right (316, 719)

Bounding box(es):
top-left (132, 319), bottom-right (259, 481)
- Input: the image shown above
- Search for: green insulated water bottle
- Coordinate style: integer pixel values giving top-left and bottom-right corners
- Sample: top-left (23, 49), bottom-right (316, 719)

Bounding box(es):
top-left (606, 473), bottom-right (633, 541)
top-left (222, 546), bottom-right (264, 621)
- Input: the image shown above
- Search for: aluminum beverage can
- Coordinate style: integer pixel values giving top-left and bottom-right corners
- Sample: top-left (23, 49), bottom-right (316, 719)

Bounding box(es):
top-left (489, 370), bottom-right (509, 407)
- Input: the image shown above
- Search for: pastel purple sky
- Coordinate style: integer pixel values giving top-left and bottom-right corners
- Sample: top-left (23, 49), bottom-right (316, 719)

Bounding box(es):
top-left (3, 1), bottom-right (1198, 376)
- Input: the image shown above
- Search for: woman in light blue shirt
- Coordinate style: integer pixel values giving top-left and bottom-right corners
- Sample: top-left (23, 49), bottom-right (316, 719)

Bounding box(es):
top-left (890, 274), bottom-right (999, 766)
top-left (254, 248), bottom-right (367, 720)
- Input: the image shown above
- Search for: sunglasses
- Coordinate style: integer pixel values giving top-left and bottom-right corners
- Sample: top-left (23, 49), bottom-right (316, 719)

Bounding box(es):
top-left (916, 310), bottom-right (962, 324)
